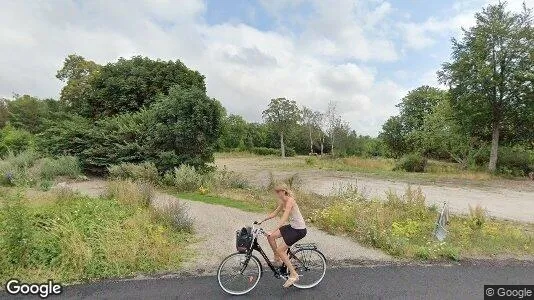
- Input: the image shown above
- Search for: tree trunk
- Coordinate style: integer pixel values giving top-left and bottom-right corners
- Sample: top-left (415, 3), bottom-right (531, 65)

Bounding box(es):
top-left (280, 132), bottom-right (285, 158)
top-left (309, 127), bottom-right (313, 154)
top-left (488, 124), bottom-right (500, 172)
top-left (320, 136), bottom-right (324, 155)
top-left (330, 135), bottom-right (334, 156)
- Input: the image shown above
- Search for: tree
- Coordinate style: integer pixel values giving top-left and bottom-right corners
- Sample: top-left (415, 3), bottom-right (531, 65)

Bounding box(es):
top-left (413, 97), bottom-right (482, 167)
top-left (57, 55), bottom-right (207, 118)
top-left (301, 106), bottom-right (322, 154)
top-left (262, 98), bottom-right (301, 157)
top-left (325, 101), bottom-right (341, 156)
top-left (397, 86), bottom-right (447, 132)
top-left (379, 116), bottom-right (407, 158)
top-left (219, 114), bottom-right (248, 149)
top-left (56, 54), bottom-right (101, 116)
top-left (40, 85), bottom-right (222, 173)
top-left (438, 3), bottom-right (534, 171)
top-left (0, 98), bottom-right (8, 128)
top-left (7, 95), bottom-right (50, 134)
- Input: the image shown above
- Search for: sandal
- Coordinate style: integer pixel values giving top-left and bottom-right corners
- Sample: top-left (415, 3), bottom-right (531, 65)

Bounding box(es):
top-left (283, 275), bottom-right (299, 288)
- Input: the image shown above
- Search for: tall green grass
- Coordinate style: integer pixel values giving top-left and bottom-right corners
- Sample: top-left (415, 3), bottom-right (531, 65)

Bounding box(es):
top-left (310, 186), bottom-right (533, 260)
top-left (0, 151), bottom-right (81, 187)
top-left (0, 183), bottom-right (193, 284)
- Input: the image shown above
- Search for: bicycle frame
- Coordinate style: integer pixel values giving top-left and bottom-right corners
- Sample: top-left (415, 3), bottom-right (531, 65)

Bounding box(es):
top-left (240, 224), bottom-right (304, 279)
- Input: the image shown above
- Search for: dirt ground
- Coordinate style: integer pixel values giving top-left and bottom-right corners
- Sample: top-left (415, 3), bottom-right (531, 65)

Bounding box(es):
top-left (216, 156), bottom-right (534, 224)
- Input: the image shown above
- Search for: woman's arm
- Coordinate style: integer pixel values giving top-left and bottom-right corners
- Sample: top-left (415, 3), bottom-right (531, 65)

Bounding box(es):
top-left (259, 203), bottom-right (282, 224)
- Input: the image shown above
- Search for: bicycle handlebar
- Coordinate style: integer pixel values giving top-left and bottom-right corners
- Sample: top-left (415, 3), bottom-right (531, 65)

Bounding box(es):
top-left (252, 221), bottom-right (267, 236)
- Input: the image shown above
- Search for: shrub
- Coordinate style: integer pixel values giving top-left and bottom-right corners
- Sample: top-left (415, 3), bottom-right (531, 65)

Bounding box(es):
top-left (172, 164), bottom-right (204, 192)
top-left (31, 156), bottom-right (81, 180)
top-left (0, 152), bottom-right (80, 187)
top-left (152, 201), bottom-right (193, 233)
top-left (108, 162), bottom-right (159, 183)
top-left (394, 153), bottom-right (427, 172)
top-left (39, 86), bottom-right (222, 174)
top-left (305, 156), bottom-right (317, 166)
top-left (468, 204), bottom-right (486, 230)
top-left (0, 126), bottom-right (34, 157)
top-left (497, 147), bottom-right (531, 176)
top-left (285, 147), bottom-right (296, 157)
top-left (106, 180), bottom-right (154, 208)
top-left (212, 167), bottom-right (249, 189)
top-left (250, 147), bottom-right (279, 156)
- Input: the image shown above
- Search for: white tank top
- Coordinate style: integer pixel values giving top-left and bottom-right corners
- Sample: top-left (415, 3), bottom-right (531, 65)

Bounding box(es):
top-left (289, 202), bottom-right (306, 229)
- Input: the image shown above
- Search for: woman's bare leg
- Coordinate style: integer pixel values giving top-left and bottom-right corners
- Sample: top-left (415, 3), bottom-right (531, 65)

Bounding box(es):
top-left (267, 230), bottom-right (282, 262)
top-left (276, 243), bottom-right (298, 278)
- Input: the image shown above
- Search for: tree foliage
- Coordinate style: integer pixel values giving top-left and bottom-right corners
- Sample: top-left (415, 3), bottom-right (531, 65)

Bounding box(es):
top-left (40, 86), bottom-right (221, 173)
top-left (262, 98), bottom-right (301, 157)
top-left (57, 55), bottom-right (207, 119)
top-left (438, 2), bottom-right (534, 171)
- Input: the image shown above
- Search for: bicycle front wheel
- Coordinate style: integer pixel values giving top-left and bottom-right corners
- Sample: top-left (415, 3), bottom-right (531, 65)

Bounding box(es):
top-left (217, 253), bottom-right (261, 295)
top-left (291, 248), bottom-right (326, 289)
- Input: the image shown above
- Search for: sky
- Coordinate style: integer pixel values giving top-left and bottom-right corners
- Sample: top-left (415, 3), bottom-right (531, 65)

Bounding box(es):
top-left (1, 0), bottom-right (532, 136)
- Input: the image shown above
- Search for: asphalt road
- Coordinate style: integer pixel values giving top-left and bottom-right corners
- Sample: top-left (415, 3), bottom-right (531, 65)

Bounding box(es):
top-left (2, 262), bottom-right (533, 300)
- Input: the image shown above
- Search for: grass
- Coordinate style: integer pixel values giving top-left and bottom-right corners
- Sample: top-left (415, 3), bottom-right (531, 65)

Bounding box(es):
top-left (175, 191), bottom-right (265, 212)
top-left (0, 182), bottom-right (193, 284)
top-left (309, 187), bottom-right (533, 260)
top-left (0, 151), bottom-right (82, 188)
top-left (193, 178), bottom-right (534, 261)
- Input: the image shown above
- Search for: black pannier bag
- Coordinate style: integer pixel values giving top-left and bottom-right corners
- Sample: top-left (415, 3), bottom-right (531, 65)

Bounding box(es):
top-left (236, 226), bottom-right (253, 253)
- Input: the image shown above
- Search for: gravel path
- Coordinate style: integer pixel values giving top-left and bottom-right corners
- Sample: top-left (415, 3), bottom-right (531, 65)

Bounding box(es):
top-left (66, 180), bottom-right (392, 274)
top-left (216, 157), bottom-right (534, 223)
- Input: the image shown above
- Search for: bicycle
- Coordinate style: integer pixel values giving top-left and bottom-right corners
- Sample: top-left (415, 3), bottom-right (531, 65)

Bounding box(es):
top-left (217, 221), bottom-right (327, 295)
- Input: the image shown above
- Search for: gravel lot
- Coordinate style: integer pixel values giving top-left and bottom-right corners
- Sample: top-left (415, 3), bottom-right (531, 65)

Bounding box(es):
top-left (216, 156), bottom-right (534, 223)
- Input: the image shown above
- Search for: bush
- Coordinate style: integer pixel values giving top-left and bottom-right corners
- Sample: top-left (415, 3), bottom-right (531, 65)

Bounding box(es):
top-left (108, 162), bottom-right (159, 183)
top-left (152, 201), bottom-right (193, 233)
top-left (31, 156), bottom-right (81, 180)
top-left (468, 204), bottom-right (486, 230)
top-left (172, 164), bottom-right (204, 192)
top-left (0, 152), bottom-right (81, 187)
top-left (39, 86), bottom-right (221, 174)
top-left (497, 147), bottom-right (531, 176)
top-left (285, 147), bottom-right (296, 157)
top-left (106, 180), bottom-right (154, 208)
top-left (250, 147), bottom-right (295, 157)
top-left (250, 147), bottom-right (279, 156)
top-left (0, 125), bottom-right (34, 157)
top-left (394, 153), bottom-right (427, 172)
top-left (211, 167), bottom-right (249, 189)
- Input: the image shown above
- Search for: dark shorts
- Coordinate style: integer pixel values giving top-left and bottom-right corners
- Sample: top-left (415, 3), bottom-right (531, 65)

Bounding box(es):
top-left (279, 224), bottom-right (307, 246)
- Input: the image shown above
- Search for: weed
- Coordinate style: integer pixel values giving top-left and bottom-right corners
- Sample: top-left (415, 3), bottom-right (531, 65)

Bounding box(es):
top-left (106, 180), bottom-right (153, 208)
top-left (108, 162), bottom-right (159, 183)
top-left (468, 204), bottom-right (486, 230)
top-left (172, 164), bottom-right (204, 192)
top-left (152, 201), bottom-right (194, 233)
top-left (0, 188), bottom-right (192, 284)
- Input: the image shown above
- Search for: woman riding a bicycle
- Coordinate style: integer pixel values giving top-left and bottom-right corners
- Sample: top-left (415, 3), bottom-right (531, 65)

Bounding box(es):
top-left (258, 183), bottom-right (307, 288)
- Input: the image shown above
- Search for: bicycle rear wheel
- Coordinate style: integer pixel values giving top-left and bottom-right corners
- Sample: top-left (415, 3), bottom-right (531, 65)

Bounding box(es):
top-left (291, 248), bottom-right (326, 289)
top-left (217, 253), bottom-right (261, 295)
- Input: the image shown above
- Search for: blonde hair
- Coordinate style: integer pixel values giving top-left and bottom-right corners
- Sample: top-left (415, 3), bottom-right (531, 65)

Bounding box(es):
top-left (274, 183), bottom-right (294, 198)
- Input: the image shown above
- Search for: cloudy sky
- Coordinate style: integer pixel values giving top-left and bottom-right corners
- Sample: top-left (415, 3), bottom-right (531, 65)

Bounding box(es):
top-left (1, 0), bottom-right (532, 136)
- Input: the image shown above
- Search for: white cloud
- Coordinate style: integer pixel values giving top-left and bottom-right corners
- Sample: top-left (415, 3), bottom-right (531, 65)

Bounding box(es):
top-left (0, 0), bottom-right (408, 136)
top-left (400, 0), bottom-right (534, 50)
